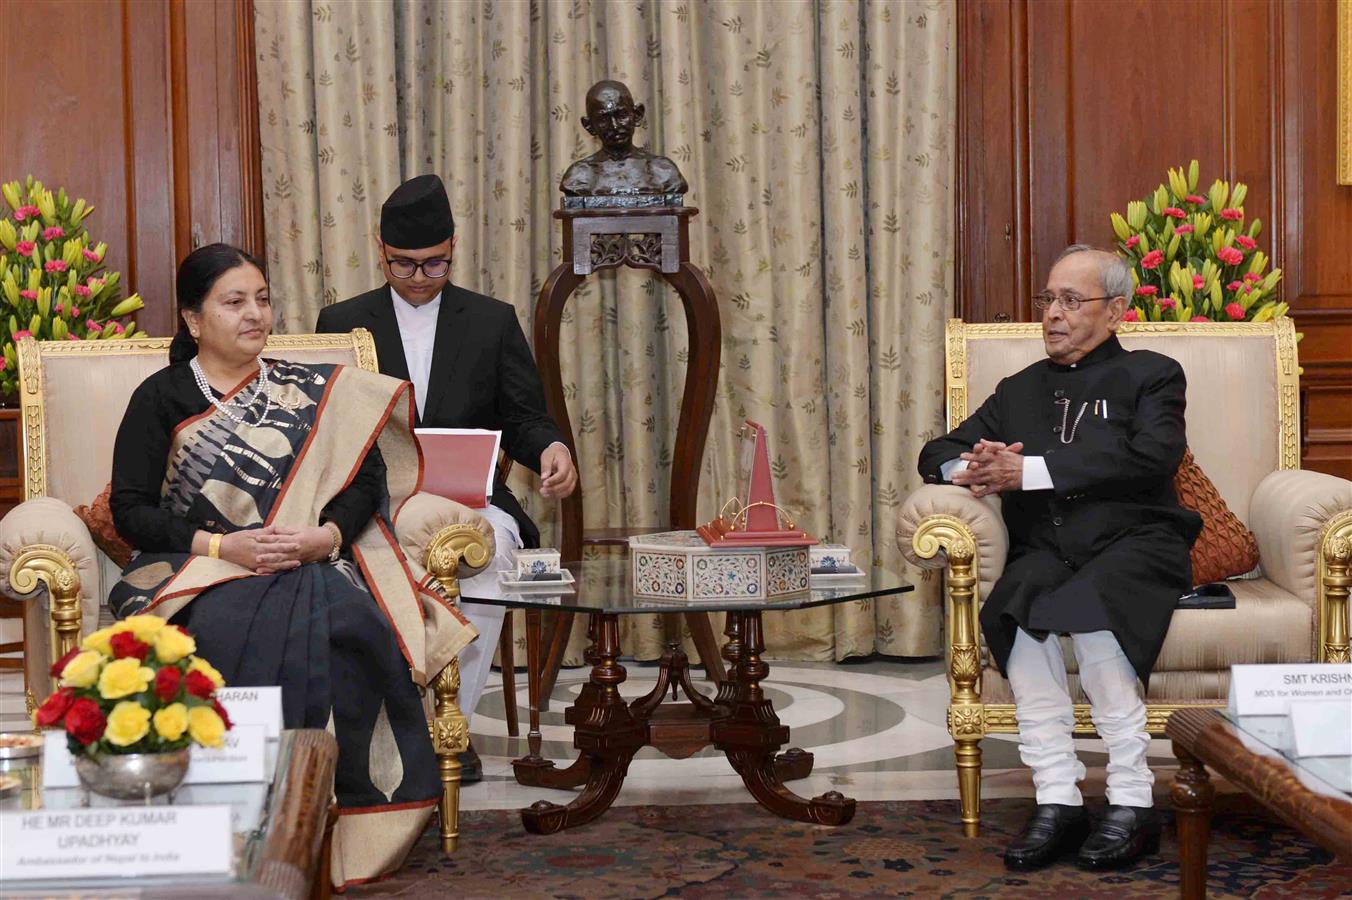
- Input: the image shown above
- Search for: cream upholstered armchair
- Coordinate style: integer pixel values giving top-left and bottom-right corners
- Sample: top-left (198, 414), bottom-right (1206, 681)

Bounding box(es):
top-left (897, 318), bottom-right (1352, 836)
top-left (0, 330), bottom-right (494, 853)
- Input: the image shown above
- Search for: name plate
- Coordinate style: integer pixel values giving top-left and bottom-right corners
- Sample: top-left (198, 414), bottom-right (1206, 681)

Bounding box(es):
top-left (43, 726), bottom-right (268, 788)
top-left (216, 686), bottom-right (283, 738)
top-left (1290, 700), bottom-right (1352, 758)
top-left (1228, 663), bottom-right (1352, 716)
top-left (0, 805), bottom-right (233, 881)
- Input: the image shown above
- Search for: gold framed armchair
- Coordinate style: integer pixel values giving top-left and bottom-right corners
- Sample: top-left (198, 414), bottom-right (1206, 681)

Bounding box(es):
top-left (897, 318), bottom-right (1352, 836)
top-left (0, 330), bottom-right (494, 853)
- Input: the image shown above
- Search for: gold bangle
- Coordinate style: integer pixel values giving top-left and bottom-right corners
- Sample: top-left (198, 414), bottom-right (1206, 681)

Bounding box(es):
top-left (207, 533), bottom-right (223, 559)
top-left (324, 522), bottom-right (342, 563)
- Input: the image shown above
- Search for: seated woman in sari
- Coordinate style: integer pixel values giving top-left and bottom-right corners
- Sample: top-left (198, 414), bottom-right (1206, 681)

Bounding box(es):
top-left (108, 243), bottom-right (477, 887)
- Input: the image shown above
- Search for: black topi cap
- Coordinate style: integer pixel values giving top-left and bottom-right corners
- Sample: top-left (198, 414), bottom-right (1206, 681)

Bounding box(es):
top-left (379, 174), bottom-right (454, 249)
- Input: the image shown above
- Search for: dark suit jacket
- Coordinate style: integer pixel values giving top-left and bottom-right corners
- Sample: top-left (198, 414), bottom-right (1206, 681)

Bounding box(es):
top-left (315, 284), bottom-right (563, 546)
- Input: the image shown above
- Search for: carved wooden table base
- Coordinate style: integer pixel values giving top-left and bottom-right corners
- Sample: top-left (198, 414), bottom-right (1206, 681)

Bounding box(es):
top-left (1166, 707), bottom-right (1352, 900)
top-left (512, 609), bottom-right (855, 833)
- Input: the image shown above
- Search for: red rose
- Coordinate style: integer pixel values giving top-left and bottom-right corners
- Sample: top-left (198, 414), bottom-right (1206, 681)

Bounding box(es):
top-left (1191, 274), bottom-right (1204, 289)
top-left (1219, 207), bottom-right (1243, 221)
top-left (64, 697), bottom-right (107, 745)
top-left (1124, 235), bottom-right (1140, 250)
top-left (1162, 206), bottom-right (1185, 218)
top-left (109, 631), bottom-right (151, 661)
top-left (1243, 272), bottom-right (1261, 283)
top-left (50, 646), bottom-right (80, 678)
top-left (34, 688), bottom-right (75, 728)
top-left (212, 699), bottom-right (234, 730)
top-left (1235, 235), bottom-right (1257, 250)
top-left (185, 670), bottom-right (216, 699)
top-left (1134, 285), bottom-right (1158, 297)
top-left (1159, 297), bottom-right (1178, 310)
top-left (1227, 280), bottom-right (1243, 291)
top-left (1122, 308), bottom-right (1140, 322)
top-left (1140, 250), bottom-right (1164, 270)
top-left (1217, 246), bottom-right (1244, 265)
top-left (154, 666), bottom-right (183, 702)
top-left (1185, 194), bottom-right (1206, 204)
top-left (1190, 315), bottom-right (1210, 322)
top-left (1175, 224), bottom-right (1194, 235)
top-left (1225, 302), bottom-right (1245, 320)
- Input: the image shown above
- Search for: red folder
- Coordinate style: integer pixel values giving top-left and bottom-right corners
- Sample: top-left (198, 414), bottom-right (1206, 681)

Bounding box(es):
top-left (415, 428), bottom-right (502, 509)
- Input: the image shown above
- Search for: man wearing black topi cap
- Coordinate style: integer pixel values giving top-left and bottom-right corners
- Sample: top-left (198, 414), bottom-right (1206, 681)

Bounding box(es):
top-left (317, 174), bottom-right (577, 782)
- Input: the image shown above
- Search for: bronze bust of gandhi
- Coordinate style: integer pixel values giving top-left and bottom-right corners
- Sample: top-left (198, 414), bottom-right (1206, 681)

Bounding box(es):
top-left (560, 80), bottom-right (687, 209)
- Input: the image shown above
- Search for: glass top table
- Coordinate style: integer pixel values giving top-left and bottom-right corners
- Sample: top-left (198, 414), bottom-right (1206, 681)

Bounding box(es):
top-left (0, 729), bottom-right (335, 899)
top-left (1220, 710), bottom-right (1352, 798)
top-left (490, 555), bottom-right (913, 835)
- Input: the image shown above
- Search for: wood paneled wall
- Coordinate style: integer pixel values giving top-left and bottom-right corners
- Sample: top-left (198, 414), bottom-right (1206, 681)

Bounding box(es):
top-left (958, 0), bottom-right (1352, 477)
top-left (0, 0), bottom-right (264, 338)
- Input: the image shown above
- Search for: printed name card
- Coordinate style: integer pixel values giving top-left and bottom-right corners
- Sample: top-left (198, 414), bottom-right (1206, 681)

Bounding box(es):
top-left (1228, 663), bottom-right (1352, 717)
top-left (43, 725), bottom-right (268, 788)
top-left (1290, 700), bottom-right (1352, 759)
top-left (215, 686), bottom-right (283, 739)
top-left (0, 805), bottom-right (233, 881)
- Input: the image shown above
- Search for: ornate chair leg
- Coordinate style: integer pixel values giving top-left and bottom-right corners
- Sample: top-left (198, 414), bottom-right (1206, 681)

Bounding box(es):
top-left (432, 659), bottom-right (469, 854)
top-left (1321, 515), bottom-right (1351, 663)
top-left (913, 518), bottom-right (985, 837)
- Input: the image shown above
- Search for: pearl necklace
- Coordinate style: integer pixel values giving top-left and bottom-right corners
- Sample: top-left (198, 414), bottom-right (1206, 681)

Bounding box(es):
top-left (190, 357), bottom-right (272, 425)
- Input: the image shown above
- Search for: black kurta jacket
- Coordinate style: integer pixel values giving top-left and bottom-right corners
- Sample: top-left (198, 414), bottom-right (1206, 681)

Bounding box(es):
top-left (316, 284), bottom-right (564, 547)
top-left (917, 335), bottom-right (1202, 682)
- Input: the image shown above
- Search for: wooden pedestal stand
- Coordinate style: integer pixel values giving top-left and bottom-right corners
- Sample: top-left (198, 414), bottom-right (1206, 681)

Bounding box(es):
top-left (531, 206), bottom-right (727, 702)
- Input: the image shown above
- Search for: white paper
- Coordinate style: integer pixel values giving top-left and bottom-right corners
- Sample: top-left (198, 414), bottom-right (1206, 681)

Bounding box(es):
top-left (0, 805), bottom-right (233, 881)
top-left (1228, 663), bottom-right (1352, 716)
top-left (215, 686), bottom-right (283, 739)
top-left (187, 725), bottom-right (266, 784)
top-left (40, 731), bottom-right (78, 788)
top-left (1289, 699), bottom-right (1352, 758)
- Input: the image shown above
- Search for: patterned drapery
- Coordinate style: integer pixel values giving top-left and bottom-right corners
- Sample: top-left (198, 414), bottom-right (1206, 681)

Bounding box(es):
top-left (254, 0), bottom-right (955, 661)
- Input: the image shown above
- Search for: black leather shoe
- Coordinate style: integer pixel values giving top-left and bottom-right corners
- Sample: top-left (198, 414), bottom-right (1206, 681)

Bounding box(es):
top-left (457, 741), bottom-right (482, 784)
top-left (1004, 803), bottom-right (1091, 870)
top-left (1077, 805), bottom-right (1160, 870)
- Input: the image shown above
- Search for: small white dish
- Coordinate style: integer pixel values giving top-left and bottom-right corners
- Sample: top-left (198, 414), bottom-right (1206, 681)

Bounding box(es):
top-left (499, 569), bottom-right (576, 590)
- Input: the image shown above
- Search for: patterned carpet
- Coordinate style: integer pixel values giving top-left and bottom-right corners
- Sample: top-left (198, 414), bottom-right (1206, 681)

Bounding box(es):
top-left (349, 795), bottom-right (1349, 899)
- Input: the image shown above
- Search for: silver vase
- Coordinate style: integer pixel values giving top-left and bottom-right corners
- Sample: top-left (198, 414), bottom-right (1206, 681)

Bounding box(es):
top-left (74, 749), bottom-right (191, 801)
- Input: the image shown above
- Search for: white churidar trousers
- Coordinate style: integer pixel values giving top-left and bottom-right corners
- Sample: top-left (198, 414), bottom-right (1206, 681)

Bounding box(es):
top-left (1006, 627), bottom-right (1153, 808)
top-left (453, 503), bottom-right (521, 724)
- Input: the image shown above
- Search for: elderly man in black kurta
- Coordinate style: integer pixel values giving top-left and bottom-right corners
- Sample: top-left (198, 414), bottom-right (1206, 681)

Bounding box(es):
top-left (918, 245), bottom-right (1201, 872)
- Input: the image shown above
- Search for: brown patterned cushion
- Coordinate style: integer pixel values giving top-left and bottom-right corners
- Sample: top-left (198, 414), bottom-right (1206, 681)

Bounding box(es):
top-left (73, 483), bottom-right (134, 569)
top-left (1173, 449), bottom-right (1260, 586)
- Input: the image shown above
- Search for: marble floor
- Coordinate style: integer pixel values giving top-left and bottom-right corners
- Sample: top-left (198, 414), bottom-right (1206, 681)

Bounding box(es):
top-left (0, 654), bottom-right (1195, 813)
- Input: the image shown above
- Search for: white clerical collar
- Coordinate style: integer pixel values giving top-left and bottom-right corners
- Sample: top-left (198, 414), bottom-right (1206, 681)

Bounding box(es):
top-left (389, 286), bottom-right (443, 314)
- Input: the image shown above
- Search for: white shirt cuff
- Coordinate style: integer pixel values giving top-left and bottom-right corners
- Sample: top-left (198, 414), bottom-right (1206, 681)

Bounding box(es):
top-left (939, 458), bottom-right (968, 482)
top-left (1022, 456), bottom-right (1054, 491)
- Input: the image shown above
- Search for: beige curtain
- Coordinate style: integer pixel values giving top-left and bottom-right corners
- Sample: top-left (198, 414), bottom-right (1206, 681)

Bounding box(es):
top-left (254, 0), bottom-right (955, 662)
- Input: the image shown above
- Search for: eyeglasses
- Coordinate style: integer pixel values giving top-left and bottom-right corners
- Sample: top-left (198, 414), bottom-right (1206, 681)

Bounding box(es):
top-left (1032, 292), bottom-right (1114, 312)
top-left (385, 256), bottom-right (450, 279)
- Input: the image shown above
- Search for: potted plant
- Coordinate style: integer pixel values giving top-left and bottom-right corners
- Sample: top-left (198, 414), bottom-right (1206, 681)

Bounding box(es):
top-left (32, 614), bottom-right (233, 800)
top-left (1110, 160), bottom-right (1286, 324)
top-left (0, 176), bottom-right (146, 400)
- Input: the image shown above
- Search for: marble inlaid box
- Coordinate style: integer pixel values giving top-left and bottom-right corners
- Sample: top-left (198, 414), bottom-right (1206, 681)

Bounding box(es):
top-left (629, 531), bottom-right (811, 601)
top-left (513, 548), bottom-right (561, 580)
top-left (811, 543), bottom-right (856, 573)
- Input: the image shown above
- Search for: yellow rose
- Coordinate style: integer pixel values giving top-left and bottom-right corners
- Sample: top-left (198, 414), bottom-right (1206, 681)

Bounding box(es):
top-left (187, 705), bottom-right (226, 748)
top-left (97, 657), bottom-right (154, 700)
top-left (120, 615), bottom-right (167, 642)
top-left (154, 626), bottom-right (197, 664)
top-left (187, 656), bottom-right (225, 689)
top-left (60, 649), bottom-right (105, 688)
top-left (105, 701), bottom-right (151, 747)
top-left (152, 703), bottom-right (189, 742)
top-left (82, 623), bottom-right (130, 656)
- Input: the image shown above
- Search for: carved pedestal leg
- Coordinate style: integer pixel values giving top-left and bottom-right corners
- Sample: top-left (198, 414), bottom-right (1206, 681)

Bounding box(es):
top-left (431, 659), bottom-right (468, 854)
top-left (515, 613), bottom-right (597, 789)
top-left (1322, 527), bottom-right (1351, 663)
top-left (520, 613), bottom-right (646, 833)
top-left (1171, 742), bottom-right (1214, 900)
top-left (712, 612), bottom-right (855, 825)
